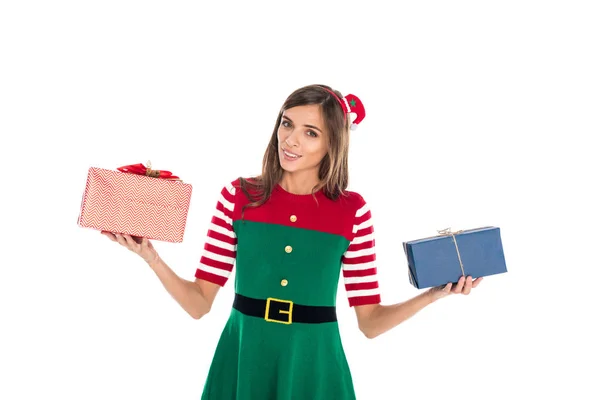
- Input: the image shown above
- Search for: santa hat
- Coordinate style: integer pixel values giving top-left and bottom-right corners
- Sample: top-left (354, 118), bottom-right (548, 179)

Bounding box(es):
top-left (321, 86), bottom-right (366, 131)
top-left (342, 94), bottom-right (366, 130)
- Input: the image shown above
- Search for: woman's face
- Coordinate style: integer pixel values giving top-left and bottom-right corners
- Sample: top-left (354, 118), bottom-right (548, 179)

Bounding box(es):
top-left (277, 104), bottom-right (329, 175)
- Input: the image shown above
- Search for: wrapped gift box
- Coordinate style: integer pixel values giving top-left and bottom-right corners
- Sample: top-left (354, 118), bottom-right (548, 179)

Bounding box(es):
top-left (403, 227), bottom-right (507, 289)
top-left (77, 165), bottom-right (193, 243)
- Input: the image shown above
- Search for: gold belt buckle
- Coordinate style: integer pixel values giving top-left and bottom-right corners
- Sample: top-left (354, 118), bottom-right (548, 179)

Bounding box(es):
top-left (265, 297), bottom-right (293, 324)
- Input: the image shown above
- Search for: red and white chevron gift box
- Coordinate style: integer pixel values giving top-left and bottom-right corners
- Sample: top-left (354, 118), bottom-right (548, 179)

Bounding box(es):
top-left (77, 165), bottom-right (193, 243)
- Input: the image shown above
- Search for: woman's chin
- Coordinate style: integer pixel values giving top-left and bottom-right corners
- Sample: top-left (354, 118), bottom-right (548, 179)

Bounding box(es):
top-left (280, 159), bottom-right (300, 172)
top-left (280, 164), bottom-right (297, 173)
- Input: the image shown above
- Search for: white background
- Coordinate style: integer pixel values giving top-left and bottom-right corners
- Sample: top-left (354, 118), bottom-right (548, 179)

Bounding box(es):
top-left (1, 1), bottom-right (598, 399)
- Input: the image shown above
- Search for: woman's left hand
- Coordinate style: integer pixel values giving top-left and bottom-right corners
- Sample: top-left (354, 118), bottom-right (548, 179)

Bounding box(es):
top-left (427, 275), bottom-right (483, 302)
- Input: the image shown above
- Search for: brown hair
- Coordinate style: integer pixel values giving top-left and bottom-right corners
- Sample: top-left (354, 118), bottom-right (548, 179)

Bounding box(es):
top-left (238, 84), bottom-right (351, 213)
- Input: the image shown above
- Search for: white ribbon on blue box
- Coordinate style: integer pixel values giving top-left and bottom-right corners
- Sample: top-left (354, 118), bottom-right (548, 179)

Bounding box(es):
top-left (402, 226), bottom-right (508, 289)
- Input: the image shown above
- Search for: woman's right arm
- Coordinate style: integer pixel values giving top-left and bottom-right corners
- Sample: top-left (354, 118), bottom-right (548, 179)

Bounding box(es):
top-left (102, 232), bottom-right (220, 320)
top-left (102, 180), bottom-right (238, 319)
top-left (147, 253), bottom-right (221, 320)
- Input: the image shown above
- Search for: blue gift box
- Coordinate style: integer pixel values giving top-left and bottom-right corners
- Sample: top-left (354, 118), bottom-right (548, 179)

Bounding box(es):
top-left (402, 227), bottom-right (507, 289)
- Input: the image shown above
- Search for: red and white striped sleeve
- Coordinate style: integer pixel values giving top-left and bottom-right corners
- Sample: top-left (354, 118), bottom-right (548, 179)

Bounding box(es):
top-left (194, 182), bottom-right (237, 286)
top-left (341, 199), bottom-right (382, 307)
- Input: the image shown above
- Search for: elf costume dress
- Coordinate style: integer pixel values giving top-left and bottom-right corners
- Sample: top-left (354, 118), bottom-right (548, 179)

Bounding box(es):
top-left (194, 177), bottom-right (381, 400)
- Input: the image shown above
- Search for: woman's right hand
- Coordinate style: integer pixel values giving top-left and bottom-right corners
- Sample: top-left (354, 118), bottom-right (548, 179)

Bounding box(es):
top-left (101, 231), bottom-right (159, 265)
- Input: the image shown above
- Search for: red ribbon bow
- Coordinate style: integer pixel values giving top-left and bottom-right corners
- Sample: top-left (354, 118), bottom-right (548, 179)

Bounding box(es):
top-left (117, 162), bottom-right (180, 180)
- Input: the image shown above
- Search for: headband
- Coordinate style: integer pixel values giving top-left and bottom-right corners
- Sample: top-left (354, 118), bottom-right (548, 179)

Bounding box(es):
top-left (321, 87), bottom-right (366, 130)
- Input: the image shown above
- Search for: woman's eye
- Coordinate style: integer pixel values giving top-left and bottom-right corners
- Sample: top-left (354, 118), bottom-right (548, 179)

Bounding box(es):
top-left (282, 121), bottom-right (291, 128)
top-left (307, 130), bottom-right (317, 137)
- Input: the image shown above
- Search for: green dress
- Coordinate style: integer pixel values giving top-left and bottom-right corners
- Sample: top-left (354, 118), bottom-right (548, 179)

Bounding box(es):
top-left (195, 180), bottom-right (381, 399)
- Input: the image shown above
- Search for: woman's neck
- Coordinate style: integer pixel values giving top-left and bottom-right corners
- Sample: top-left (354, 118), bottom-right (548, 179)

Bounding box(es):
top-left (279, 171), bottom-right (319, 195)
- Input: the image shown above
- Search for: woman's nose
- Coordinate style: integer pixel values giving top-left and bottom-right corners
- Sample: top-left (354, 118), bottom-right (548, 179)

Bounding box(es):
top-left (285, 129), bottom-right (301, 147)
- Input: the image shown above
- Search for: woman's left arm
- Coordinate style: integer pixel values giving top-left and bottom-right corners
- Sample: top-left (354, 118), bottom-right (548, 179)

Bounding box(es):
top-left (354, 275), bottom-right (483, 339)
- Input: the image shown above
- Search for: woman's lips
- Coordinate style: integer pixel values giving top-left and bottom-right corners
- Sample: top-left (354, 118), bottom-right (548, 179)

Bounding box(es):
top-left (282, 147), bottom-right (302, 161)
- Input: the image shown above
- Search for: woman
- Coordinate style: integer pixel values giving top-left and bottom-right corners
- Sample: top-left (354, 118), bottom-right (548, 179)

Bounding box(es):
top-left (102, 84), bottom-right (482, 399)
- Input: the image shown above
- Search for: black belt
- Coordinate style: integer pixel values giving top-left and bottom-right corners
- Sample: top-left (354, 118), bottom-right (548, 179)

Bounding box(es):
top-left (233, 293), bottom-right (337, 324)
